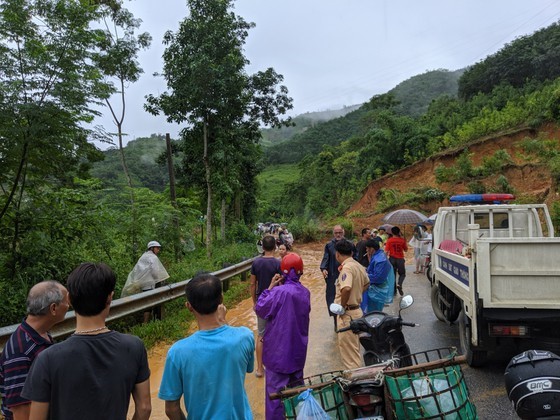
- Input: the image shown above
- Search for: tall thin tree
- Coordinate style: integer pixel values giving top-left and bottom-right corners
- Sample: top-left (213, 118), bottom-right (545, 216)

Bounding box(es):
top-left (145, 0), bottom-right (292, 256)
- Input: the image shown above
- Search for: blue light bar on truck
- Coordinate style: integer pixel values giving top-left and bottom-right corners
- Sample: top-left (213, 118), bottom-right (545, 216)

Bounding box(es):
top-left (450, 194), bottom-right (515, 204)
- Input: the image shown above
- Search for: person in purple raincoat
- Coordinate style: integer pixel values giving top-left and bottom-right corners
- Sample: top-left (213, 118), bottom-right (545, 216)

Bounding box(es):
top-left (255, 253), bottom-right (311, 420)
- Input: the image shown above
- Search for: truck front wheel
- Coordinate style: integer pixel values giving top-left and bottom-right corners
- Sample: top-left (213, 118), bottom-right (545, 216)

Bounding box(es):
top-left (431, 284), bottom-right (461, 323)
top-left (459, 309), bottom-right (488, 367)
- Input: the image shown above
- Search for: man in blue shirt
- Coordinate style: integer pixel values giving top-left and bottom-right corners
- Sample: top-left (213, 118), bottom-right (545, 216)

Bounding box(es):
top-left (159, 273), bottom-right (255, 419)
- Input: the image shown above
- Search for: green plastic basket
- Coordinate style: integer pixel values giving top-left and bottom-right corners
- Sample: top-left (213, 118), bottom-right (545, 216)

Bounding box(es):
top-left (385, 364), bottom-right (478, 419)
top-left (280, 371), bottom-right (349, 420)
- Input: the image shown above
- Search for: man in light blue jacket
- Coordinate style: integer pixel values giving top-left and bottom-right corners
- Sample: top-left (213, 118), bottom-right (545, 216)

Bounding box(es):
top-left (366, 240), bottom-right (393, 311)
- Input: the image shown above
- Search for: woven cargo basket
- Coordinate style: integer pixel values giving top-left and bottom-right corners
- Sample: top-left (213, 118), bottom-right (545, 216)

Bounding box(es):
top-left (384, 348), bottom-right (478, 419)
top-left (278, 371), bottom-right (349, 420)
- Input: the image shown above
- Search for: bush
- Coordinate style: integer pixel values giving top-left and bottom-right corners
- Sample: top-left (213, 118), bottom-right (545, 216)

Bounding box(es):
top-left (456, 150), bottom-right (475, 179)
top-left (329, 218), bottom-right (355, 239)
top-left (549, 156), bottom-right (560, 187)
top-left (375, 188), bottom-right (412, 211)
top-left (226, 222), bottom-right (258, 243)
top-left (288, 217), bottom-right (322, 243)
top-left (480, 149), bottom-right (513, 175)
top-left (422, 188), bottom-right (447, 202)
top-left (467, 181), bottom-right (486, 194)
top-left (434, 164), bottom-right (457, 183)
top-left (492, 175), bottom-right (515, 194)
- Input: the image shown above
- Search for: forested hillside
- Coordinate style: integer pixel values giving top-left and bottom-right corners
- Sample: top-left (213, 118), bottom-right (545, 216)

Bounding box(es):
top-left (260, 105), bottom-right (361, 146)
top-left (265, 69), bottom-right (462, 164)
top-left (262, 21), bottom-right (560, 222)
top-left (390, 69), bottom-right (464, 117)
top-left (91, 134), bottom-right (171, 191)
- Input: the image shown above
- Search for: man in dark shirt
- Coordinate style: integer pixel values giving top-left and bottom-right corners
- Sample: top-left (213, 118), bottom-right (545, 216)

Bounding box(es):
top-left (21, 263), bottom-right (151, 420)
top-left (356, 227), bottom-right (371, 267)
top-left (320, 225), bottom-right (346, 330)
top-left (250, 235), bottom-right (281, 378)
top-left (0, 281), bottom-right (69, 420)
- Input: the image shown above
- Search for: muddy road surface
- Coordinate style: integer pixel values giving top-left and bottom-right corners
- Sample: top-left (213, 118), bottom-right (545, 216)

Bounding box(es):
top-left (132, 242), bottom-right (515, 419)
top-left (133, 241), bottom-right (342, 419)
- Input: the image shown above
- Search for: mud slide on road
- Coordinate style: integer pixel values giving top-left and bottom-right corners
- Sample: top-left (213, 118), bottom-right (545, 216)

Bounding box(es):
top-left (134, 242), bottom-right (343, 420)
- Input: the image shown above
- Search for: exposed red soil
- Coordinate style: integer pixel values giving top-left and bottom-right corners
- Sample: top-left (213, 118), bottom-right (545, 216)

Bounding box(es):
top-left (346, 124), bottom-right (560, 232)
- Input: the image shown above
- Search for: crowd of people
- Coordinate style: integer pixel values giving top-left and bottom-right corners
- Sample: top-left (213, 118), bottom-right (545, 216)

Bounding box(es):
top-left (0, 224), bottom-right (430, 420)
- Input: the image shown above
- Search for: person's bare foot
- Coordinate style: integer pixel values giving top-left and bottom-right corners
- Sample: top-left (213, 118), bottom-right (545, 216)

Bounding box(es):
top-left (255, 370), bottom-right (264, 378)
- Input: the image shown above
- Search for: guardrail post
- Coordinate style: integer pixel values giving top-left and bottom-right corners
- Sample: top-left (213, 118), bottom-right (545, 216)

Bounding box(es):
top-left (240, 257), bottom-right (248, 281)
top-left (222, 262), bottom-right (231, 292)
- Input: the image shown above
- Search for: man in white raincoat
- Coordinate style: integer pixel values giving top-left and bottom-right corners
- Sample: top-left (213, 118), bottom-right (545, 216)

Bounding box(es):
top-left (121, 241), bottom-right (170, 322)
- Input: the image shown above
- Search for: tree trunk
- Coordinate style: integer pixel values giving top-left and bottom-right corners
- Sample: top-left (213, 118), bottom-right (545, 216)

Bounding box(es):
top-left (166, 133), bottom-right (180, 262)
top-left (9, 161), bottom-right (28, 281)
top-left (203, 119), bottom-right (212, 258)
top-left (117, 126), bottom-right (138, 262)
top-left (0, 142), bottom-right (29, 222)
top-left (221, 198), bottom-right (226, 241)
top-left (235, 191), bottom-right (241, 220)
top-left (117, 123), bottom-right (133, 190)
top-left (106, 92), bottom-right (138, 261)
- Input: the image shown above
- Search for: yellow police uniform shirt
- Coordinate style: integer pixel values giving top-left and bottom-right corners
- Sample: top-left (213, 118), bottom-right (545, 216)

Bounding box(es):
top-left (334, 258), bottom-right (369, 306)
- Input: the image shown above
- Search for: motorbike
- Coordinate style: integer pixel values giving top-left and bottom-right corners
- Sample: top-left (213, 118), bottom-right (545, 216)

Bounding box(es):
top-left (273, 297), bottom-right (471, 419)
top-left (330, 295), bottom-right (418, 418)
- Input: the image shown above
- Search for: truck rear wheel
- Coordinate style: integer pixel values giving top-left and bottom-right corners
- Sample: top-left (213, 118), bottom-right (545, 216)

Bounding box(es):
top-left (430, 284), bottom-right (461, 323)
top-left (459, 309), bottom-right (488, 367)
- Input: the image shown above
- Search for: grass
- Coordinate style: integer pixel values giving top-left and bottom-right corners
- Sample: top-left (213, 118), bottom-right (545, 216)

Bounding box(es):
top-left (257, 163), bottom-right (299, 204)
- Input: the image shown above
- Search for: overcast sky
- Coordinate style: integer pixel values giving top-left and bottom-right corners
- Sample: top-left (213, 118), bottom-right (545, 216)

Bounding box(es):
top-left (93, 0), bottom-right (560, 149)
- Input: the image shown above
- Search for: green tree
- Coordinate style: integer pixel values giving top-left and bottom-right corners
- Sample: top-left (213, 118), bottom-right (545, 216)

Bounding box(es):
top-left (145, 0), bottom-right (292, 255)
top-left (94, 3), bottom-right (152, 260)
top-left (0, 0), bottom-right (111, 223)
top-left (95, 4), bottom-right (152, 190)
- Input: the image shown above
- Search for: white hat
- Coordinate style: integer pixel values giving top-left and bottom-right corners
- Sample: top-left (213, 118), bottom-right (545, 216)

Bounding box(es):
top-left (147, 241), bottom-right (161, 249)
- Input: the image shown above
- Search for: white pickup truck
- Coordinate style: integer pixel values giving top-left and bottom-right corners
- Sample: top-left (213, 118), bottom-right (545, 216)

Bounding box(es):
top-left (430, 200), bottom-right (560, 367)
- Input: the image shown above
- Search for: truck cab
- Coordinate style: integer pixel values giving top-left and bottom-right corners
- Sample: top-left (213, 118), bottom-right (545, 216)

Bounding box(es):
top-left (431, 195), bottom-right (560, 366)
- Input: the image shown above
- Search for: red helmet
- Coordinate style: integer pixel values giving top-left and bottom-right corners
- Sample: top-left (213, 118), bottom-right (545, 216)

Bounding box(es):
top-left (281, 253), bottom-right (304, 275)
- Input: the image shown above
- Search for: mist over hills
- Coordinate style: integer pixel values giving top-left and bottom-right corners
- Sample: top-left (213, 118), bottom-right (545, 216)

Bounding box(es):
top-left (259, 104), bottom-right (361, 146)
top-left (264, 68), bottom-right (464, 164)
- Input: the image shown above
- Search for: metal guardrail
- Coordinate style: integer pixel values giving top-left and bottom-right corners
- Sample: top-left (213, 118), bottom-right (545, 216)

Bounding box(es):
top-left (0, 257), bottom-right (255, 351)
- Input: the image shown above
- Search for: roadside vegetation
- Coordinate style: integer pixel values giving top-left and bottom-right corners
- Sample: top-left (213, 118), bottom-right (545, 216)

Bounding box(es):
top-left (256, 163), bottom-right (300, 220)
top-left (2, 0), bottom-right (560, 330)
top-left (260, 22), bottom-right (560, 221)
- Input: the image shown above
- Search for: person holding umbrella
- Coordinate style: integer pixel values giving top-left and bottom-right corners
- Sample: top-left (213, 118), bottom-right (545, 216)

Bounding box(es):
top-left (385, 226), bottom-right (408, 296)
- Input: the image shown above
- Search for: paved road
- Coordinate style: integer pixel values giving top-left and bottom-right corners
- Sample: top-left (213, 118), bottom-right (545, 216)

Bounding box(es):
top-left (139, 242), bottom-right (517, 419)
